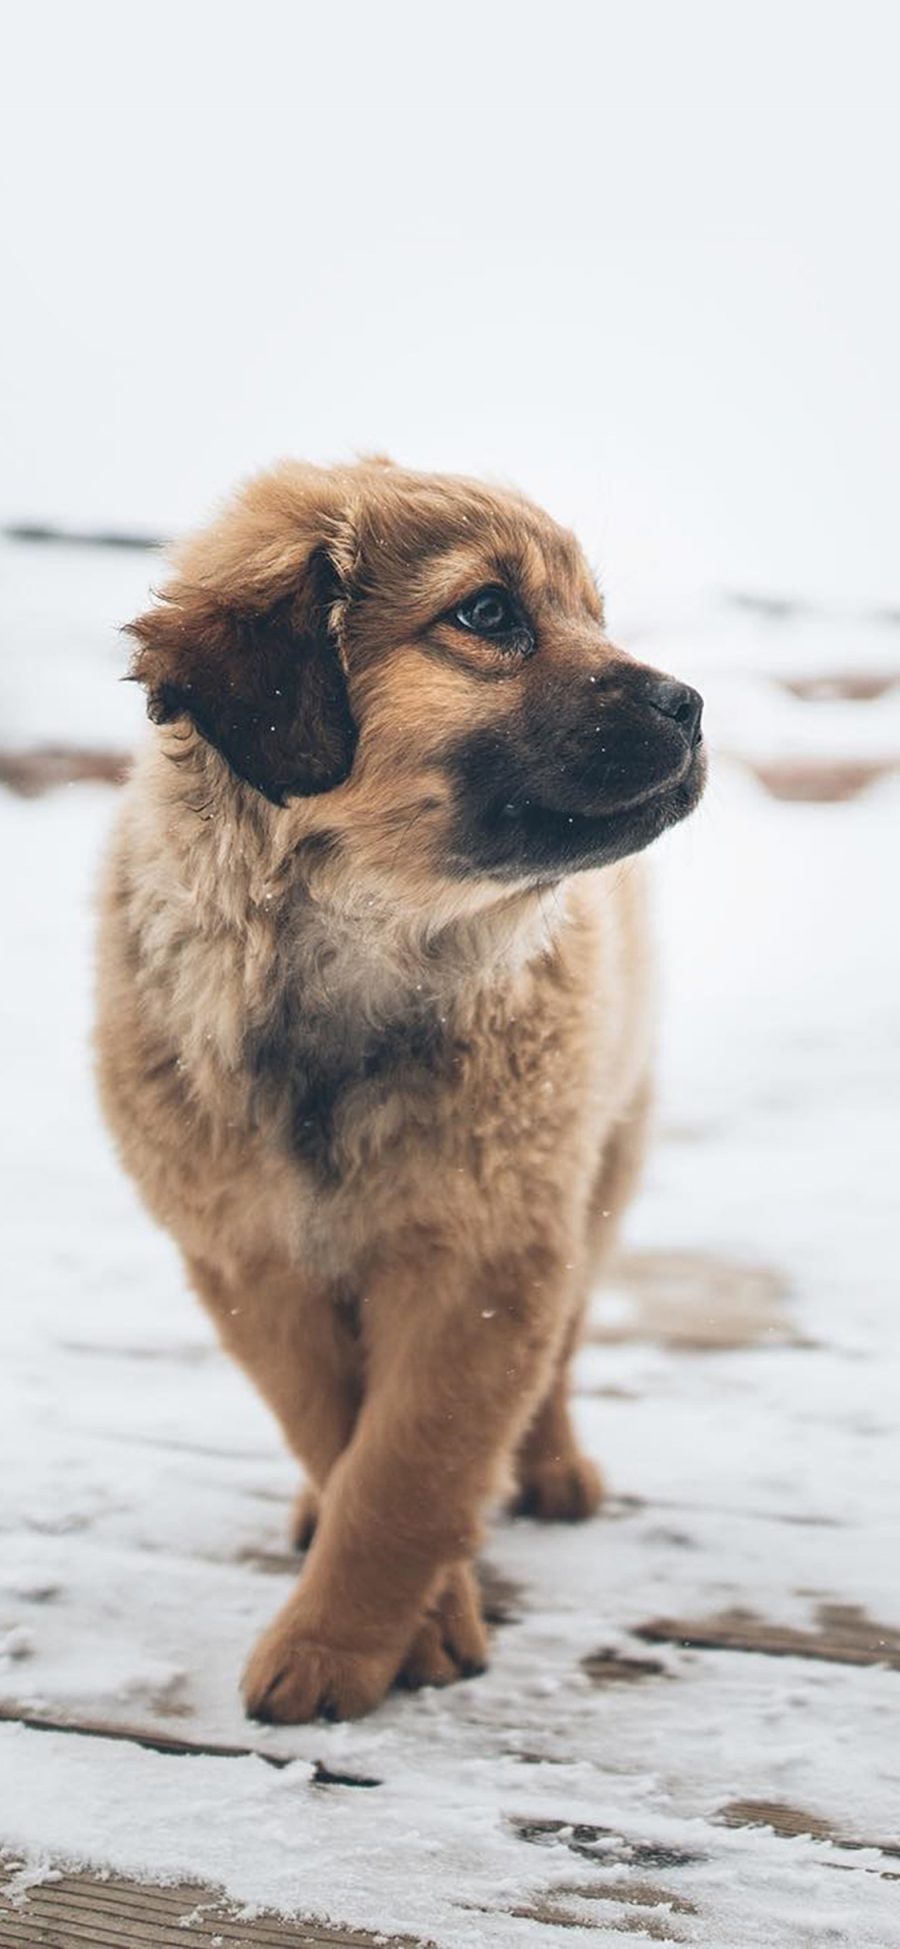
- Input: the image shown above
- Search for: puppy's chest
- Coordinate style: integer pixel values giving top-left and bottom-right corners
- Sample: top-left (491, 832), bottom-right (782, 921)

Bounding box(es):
top-left (246, 985), bottom-right (460, 1182)
top-left (244, 949), bottom-right (612, 1201)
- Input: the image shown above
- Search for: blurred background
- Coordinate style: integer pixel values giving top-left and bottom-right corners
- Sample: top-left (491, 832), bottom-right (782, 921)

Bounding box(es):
top-left (1, 3), bottom-right (898, 567)
top-left (2, 2), bottom-right (898, 759)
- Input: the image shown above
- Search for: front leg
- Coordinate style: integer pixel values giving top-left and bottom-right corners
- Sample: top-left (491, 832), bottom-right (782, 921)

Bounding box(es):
top-left (242, 1244), bottom-right (573, 1722)
top-left (187, 1254), bottom-right (361, 1500)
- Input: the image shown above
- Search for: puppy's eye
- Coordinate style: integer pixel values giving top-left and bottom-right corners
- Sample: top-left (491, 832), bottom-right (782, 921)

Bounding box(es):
top-left (454, 586), bottom-right (522, 639)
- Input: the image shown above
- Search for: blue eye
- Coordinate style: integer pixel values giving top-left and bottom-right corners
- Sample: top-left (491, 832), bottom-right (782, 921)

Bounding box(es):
top-left (455, 587), bottom-right (520, 637)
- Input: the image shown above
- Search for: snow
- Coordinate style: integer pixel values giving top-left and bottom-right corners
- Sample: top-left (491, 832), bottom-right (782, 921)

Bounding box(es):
top-left (1, 559), bottom-right (899, 1946)
top-left (1, 45), bottom-right (899, 1933)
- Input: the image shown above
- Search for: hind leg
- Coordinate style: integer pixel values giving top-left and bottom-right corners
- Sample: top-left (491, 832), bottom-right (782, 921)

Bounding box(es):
top-left (187, 1255), bottom-right (362, 1548)
top-left (512, 1074), bottom-right (653, 1521)
top-left (585, 1071), bottom-right (653, 1284)
top-left (512, 1302), bottom-right (603, 1520)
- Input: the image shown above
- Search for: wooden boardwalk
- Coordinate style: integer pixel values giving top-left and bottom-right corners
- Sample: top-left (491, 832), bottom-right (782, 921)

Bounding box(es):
top-left (1, 549), bottom-right (898, 1946)
top-left (0, 1864), bottom-right (413, 1949)
top-left (2, 1231), bottom-right (898, 1945)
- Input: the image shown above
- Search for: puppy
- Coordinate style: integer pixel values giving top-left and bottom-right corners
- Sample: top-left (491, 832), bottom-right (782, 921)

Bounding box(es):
top-left (95, 458), bottom-right (705, 1721)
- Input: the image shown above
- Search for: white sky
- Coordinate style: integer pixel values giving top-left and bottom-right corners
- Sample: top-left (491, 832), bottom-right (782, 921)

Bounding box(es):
top-left (2, 1), bottom-right (898, 605)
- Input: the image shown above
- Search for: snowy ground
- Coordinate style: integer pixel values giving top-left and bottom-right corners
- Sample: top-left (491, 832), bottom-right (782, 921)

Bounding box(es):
top-left (1, 539), bottom-right (899, 1947)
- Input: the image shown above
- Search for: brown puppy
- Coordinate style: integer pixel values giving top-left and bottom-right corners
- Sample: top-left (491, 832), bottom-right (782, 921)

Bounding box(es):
top-left (95, 458), bottom-right (705, 1722)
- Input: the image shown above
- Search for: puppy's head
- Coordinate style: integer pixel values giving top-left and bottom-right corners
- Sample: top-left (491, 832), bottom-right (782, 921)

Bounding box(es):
top-left (129, 460), bottom-right (705, 903)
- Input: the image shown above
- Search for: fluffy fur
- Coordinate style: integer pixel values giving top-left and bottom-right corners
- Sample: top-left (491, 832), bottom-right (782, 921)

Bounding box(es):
top-left (95, 457), bottom-right (705, 1720)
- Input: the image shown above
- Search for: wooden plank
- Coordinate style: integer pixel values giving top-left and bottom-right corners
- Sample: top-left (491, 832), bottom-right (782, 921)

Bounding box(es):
top-left (596, 1248), bottom-right (798, 1350)
top-left (0, 1704), bottom-right (381, 1786)
top-left (635, 1602), bottom-right (900, 1670)
top-left (734, 755), bottom-right (899, 802)
top-left (495, 1901), bottom-right (686, 1938)
top-left (509, 1817), bottom-right (705, 1871)
top-left (1, 523), bottom-right (163, 550)
top-left (0, 746), bottom-right (132, 797)
top-left (717, 1799), bottom-right (900, 1864)
top-left (581, 1648), bottom-right (668, 1684)
top-left (0, 1868), bottom-right (416, 1949)
top-left (777, 671), bottom-right (899, 701)
top-left (0, 1703), bottom-right (291, 1770)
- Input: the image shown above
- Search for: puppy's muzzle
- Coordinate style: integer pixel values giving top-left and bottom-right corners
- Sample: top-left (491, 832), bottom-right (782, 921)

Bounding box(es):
top-left (445, 658), bottom-right (707, 881)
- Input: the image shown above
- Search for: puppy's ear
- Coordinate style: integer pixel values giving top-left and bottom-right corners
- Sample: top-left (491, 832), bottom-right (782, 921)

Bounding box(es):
top-left (127, 549), bottom-right (357, 805)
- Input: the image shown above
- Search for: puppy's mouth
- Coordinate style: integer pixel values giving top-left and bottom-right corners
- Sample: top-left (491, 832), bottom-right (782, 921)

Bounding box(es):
top-left (496, 740), bottom-right (701, 827)
top-left (449, 740), bottom-right (707, 882)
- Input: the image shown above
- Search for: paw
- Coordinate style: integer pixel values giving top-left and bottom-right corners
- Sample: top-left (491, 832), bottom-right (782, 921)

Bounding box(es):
top-left (242, 1607), bottom-right (396, 1724)
top-left (290, 1485), bottom-right (320, 1552)
top-left (513, 1451), bottom-right (604, 1522)
top-left (396, 1563), bottom-right (489, 1691)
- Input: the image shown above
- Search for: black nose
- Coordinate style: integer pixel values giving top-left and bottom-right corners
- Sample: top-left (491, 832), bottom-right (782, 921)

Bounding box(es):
top-left (645, 674), bottom-right (703, 745)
